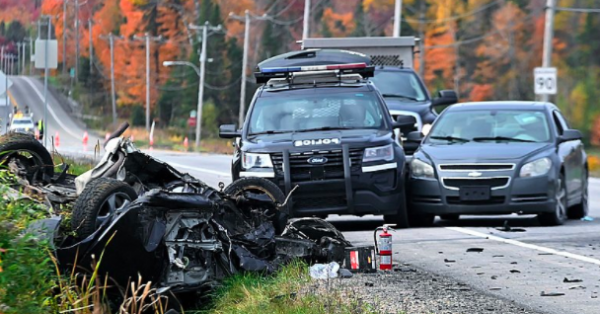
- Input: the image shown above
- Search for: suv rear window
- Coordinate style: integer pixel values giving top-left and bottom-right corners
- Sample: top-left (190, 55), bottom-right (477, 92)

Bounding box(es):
top-left (248, 91), bottom-right (385, 134)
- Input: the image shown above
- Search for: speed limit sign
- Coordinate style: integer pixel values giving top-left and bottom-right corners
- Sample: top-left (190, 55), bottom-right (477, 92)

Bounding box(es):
top-left (534, 67), bottom-right (557, 95)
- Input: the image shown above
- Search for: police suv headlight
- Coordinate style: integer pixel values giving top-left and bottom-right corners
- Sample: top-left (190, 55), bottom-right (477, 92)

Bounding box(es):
top-left (410, 159), bottom-right (435, 178)
top-left (242, 152), bottom-right (273, 169)
top-left (363, 144), bottom-right (394, 163)
top-left (520, 157), bottom-right (552, 178)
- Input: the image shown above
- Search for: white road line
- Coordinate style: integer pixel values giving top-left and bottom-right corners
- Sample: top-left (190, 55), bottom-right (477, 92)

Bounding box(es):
top-left (21, 76), bottom-right (81, 139)
top-left (166, 161), bottom-right (231, 177)
top-left (446, 227), bottom-right (600, 266)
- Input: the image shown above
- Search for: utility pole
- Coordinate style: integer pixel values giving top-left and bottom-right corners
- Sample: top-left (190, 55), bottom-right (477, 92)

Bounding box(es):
top-left (63, 0), bottom-right (67, 75)
top-left (21, 42), bottom-right (26, 75)
top-left (418, 1), bottom-right (425, 78)
top-left (189, 21), bottom-right (221, 148)
top-left (229, 10), bottom-right (257, 127)
top-left (133, 33), bottom-right (162, 132)
top-left (88, 19), bottom-right (93, 74)
top-left (75, 0), bottom-right (80, 81)
top-left (393, 0), bottom-right (403, 37)
top-left (28, 37), bottom-right (33, 75)
top-left (541, 0), bottom-right (556, 103)
top-left (100, 33), bottom-right (122, 125)
top-left (38, 16), bottom-right (52, 147)
top-left (16, 43), bottom-right (22, 74)
top-left (303, 0), bottom-right (310, 40)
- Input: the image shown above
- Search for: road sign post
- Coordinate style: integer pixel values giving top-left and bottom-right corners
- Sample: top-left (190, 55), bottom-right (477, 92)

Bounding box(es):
top-left (534, 67), bottom-right (557, 97)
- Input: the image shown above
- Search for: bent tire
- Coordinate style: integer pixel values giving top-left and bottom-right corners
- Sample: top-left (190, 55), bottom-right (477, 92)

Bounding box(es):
top-left (538, 173), bottom-right (567, 226)
top-left (224, 177), bottom-right (288, 233)
top-left (0, 133), bottom-right (53, 181)
top-left (567, 170), bottom-right (588, 220)
top-left (71, 178), bottom-right (138, 239)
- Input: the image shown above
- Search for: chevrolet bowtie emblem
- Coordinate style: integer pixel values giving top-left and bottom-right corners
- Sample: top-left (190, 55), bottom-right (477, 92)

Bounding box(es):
top-left (468, 171), bottom-right (483, 177)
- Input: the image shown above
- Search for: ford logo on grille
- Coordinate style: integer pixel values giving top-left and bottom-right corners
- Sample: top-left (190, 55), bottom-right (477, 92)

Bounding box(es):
top-left (307, 156), bottom-right (328, 165)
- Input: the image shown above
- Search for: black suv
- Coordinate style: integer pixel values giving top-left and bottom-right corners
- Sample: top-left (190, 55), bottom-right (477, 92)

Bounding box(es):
top-left (219, 61), bottom-right (415, 226)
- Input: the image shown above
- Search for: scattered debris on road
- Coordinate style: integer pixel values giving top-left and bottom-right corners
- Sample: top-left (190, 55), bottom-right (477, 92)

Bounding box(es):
top-left (563, 277), bottom-right (583, 283)
top-left (466, 247), bottom-right (484, 253)
top-left (496, 221), bottom-right (527, 232)
top-left (568, 285), bottom-right (586, 290)
top-left (444, 258), bottom-right (456, 263)
top-left (510, 269), bottom-right (521, 273)
top-left (540, 291), bottom-right (565, 297)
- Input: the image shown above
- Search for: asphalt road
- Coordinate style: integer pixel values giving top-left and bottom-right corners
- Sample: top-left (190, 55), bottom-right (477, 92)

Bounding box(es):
top-left (8, 75), bottom-right (600, 313)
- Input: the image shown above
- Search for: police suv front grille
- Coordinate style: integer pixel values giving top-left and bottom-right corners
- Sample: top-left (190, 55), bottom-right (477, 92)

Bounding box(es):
top-left (446, 196), bottom-right (505, 205)
top-left (271, 149), bottom-right (363, 182)
top-left (438, 164), bottom-right (515, 171)
top-left (442, 177), bottom-right (510, 190)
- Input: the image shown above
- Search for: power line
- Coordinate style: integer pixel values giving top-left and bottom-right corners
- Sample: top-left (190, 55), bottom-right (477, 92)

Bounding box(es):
top-left (555, 7), bottom-right (600, 13)
top-left (405, 0), bottom-right (502, 24)
top-left (425, 28), bottom-right (501, 49)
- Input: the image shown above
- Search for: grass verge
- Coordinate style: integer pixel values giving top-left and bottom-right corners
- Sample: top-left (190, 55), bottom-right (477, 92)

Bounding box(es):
top-left (199, 261), bottom-right (377, 314)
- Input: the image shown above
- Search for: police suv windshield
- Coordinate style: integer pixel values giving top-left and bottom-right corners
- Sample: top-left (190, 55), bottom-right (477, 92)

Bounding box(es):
top-left (248, 90), bottom-right (386, 135)
top-left (369, 71), bottom-right (428, 102)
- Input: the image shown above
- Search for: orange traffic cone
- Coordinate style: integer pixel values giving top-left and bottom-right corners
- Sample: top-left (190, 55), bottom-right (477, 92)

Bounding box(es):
top-left (105, 133), bottom-right (110, 141)
top-left (183, 137), bottom-right (189, 151)
top-left (55, 131), bottom-right (60, 148)
top-left (34, 129), bottom-right (40, 140)
top-left (83, 131), bottom-right (89, 145)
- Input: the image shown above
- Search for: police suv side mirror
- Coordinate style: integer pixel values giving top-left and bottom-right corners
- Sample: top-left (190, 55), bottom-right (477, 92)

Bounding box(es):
top-left (407, 131), bottom-right (424, 143)
top-left (557, 129), bottom-right (582, 144)
top-left (219, 124), bottom-right (241, 139)
top-left (392, 115), bottom-right (417, 129)
top-left (432, 90), bottom-right (458, 107)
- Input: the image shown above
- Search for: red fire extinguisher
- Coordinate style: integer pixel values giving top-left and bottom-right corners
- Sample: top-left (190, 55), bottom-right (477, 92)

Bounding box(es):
top-left (374, 224), bottom-right (395, 270)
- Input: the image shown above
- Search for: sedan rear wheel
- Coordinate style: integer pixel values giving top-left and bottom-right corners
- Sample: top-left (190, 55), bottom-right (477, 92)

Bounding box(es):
top-left (538, 173), bottom-right (567, 226)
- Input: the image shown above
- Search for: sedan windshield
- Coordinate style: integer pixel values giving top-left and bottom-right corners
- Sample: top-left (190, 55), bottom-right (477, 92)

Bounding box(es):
top-left (427, 109), bottom-right (551, 143)
top-left (248, 91), bottom-right (385, 135)
top-left (13, 119), bottom-right (33, 125)
top-left (369, 71), bottom-right (428, 102)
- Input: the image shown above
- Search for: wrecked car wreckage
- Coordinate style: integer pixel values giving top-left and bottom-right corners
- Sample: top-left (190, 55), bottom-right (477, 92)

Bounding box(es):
top-left (0, 123), bottom-right (354, 302)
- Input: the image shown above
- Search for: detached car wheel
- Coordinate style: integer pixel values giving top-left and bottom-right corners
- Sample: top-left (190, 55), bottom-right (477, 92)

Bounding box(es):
top-left (224, 177), bottom-right (288, 233)
top-left (71, 178), bottom-right (138, 239)
top-left (567, 170), bottom-right (588, 219)
top-left (538, 173), bottom-right (567, 226)
top-left (0, 133), bottom-right (54, 181)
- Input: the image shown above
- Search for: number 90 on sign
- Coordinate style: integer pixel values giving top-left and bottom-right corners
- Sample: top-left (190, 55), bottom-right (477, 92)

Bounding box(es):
top-left (534, 67), bottom-right (557, 95)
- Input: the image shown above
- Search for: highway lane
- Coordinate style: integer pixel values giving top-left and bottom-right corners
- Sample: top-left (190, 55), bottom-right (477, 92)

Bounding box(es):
top-left (9, 75), bottom-right (600, 313)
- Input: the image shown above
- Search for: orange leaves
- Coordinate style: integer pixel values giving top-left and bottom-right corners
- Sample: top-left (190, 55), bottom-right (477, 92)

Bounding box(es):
top-left (469, 84), bottom-right (493, 101)
top-left (321, 7), bottom-right (356, 37)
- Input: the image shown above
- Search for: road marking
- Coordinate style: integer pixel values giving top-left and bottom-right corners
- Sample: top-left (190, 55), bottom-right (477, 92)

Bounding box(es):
top-left (446, 227), bottom-right (600, 266)
top-left (20, 76), bottom-right (81, 139)
top-left (166, 161), bottom-right (231, 177)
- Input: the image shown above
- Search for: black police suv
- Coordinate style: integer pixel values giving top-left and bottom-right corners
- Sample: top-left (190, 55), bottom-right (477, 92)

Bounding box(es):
top-left (219, 61), bottom-right (415, 227)
top-left (406, 101), bottom-right (588, 227)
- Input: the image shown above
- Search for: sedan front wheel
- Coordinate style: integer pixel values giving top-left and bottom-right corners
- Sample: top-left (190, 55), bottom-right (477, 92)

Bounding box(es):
top-left (538, 173), bottom-right (567, 226)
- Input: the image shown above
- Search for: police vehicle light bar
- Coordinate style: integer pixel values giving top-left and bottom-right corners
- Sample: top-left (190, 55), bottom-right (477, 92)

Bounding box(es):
top-left (260, 63), bottom-right (367, 73)
top-left (255, 62), bottom-right (374, 84)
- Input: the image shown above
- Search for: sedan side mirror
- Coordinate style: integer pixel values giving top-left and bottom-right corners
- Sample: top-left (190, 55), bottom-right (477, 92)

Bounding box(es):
top-left (558, 129), bottom-right (582, 144)
top-left (407, 131), bottom-right (424, 143)
top-left (393, 115), bottom-right (417, 129)
top-left (219, 124), bottom-right (241, 139)
top-left (431, 90), bottom-right (458, 107)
